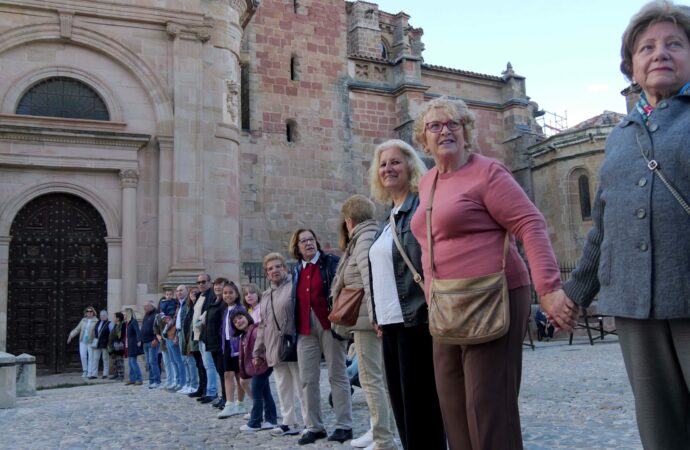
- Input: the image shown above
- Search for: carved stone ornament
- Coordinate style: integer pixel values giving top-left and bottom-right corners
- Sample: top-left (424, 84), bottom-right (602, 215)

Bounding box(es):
top-left (355, 63), bottom-right (370, 79)
top-left (119, 169), bottom-right (139, 188)
top-left (373, 66), bottom-right (387, 82)
top-left (59, 11), bottom-right (74, 39)
top-left (225, 80), bottom-right (240, 124)
top-left (166, 22), bottom-right (184, 38)
top-left (166, 22), bottom-right (211, 42)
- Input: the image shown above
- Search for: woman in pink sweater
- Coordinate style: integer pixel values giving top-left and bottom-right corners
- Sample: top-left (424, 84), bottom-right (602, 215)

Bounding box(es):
top-left (410, 96), bottom-right (570, 450)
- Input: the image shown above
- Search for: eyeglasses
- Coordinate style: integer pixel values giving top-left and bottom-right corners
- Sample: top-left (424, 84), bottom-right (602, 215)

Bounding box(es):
top-left (196, 280), bottom-right (208, 285)
top-left (425, 120), bottom-right (463, 133)
top-left (298, 237), bottom-right (315, 245)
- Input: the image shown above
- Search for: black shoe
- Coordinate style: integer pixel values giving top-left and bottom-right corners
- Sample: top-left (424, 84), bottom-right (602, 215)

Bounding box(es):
top-left (327, 428), bottom-right (353, 443)
top-left (188, 390), bottom-right (202, 398)
top-left (199, 396), bottom-right (215, 404)
top-left (87, 376), bottom-right (97, 380)
top-left (108, 375), bottom-right (118, 380)
top-left (211, 397), bottom-right (223, 407)
top-left (298, 430), bottom-right (328, 445)
top-left (214, 399), bottom-right (226, 409)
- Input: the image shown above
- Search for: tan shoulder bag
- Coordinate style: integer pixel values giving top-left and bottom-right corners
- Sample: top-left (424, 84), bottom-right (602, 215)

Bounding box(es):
top-left (426, 173), bottom-right (510, 345)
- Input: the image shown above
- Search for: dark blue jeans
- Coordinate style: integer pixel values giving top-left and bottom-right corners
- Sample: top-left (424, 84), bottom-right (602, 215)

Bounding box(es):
top-left (143, 341), bottom-right (160, 384)
top-left (247, 368), bottom-right (277, 428)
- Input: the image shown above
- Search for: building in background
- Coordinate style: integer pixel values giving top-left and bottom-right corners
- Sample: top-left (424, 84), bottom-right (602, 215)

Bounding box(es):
top-left (0, 0), bottom-right (626, 372)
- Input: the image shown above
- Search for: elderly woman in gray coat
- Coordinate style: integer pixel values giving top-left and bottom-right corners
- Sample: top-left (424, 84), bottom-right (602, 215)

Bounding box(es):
top-left (331, 194), bottom-right (396, 450)
top-left (254, 252), bottom-right (306, 436)
top-left (542, 2), bottom-right (690, 449)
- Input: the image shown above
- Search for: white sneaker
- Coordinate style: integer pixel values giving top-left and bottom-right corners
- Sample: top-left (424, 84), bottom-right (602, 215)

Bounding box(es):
top-left (217, 404), bottom-right (239, 419)
top-left (176, 386), bottom-right (189, 394)
top-left (261, 422), bottom-right (277, 430)
top-left (270, 424), bottom-right (301, 436)
top-left (362, 444), bottom-right (374, 450)
top-left (156, 383), bottom-right (167, 390)
top-left (148, 383), bottom-right (159, 389)
top-left (81, 372), bottom-right (87, 378)
top-left (351, 429), bottom-right (374, 448)
top-left (243, 413), bottom-right (251, 420)
top-left (235, 402), bottom-right (246, 414)
top-left (240, 424), bottom-right (261, 432)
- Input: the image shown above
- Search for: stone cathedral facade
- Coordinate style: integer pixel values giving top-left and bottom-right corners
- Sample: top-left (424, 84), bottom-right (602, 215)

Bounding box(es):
top-left (0, 0), bottom-right (545, 372)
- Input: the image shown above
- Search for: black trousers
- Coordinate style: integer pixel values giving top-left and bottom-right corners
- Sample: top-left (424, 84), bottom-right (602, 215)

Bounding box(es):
top-left (381, 322), bottom-right (447, 450)
top-left (212, 349), bottom-right (226, 401)
top-left (191, 350), bottom-right (206, 395)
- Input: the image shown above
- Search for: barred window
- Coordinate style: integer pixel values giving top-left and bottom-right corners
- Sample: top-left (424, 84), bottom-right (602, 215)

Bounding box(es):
top-left (16, 77), bottom-right (109, 121)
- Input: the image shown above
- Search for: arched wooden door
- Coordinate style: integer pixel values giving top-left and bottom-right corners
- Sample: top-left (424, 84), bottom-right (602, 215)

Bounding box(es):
top-left (7, 193), bottom-right (108, 373)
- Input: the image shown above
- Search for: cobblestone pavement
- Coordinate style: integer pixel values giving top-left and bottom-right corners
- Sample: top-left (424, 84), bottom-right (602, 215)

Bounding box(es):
top-left (1, 336), bottom-right (641, 449)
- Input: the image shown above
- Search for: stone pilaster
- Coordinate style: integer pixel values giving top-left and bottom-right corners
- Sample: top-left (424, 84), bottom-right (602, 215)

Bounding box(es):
top-left (0, 236), bottom-right (9, 352)
top-left (119, 169), bottom-right (138, 306)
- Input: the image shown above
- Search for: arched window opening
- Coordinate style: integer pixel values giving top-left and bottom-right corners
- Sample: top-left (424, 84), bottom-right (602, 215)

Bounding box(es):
top-left (381, 40), bottom-right (389, 60)
top-left (16, 77), bottom-right (109, 121)
top-left (578, 175), bottom-right (592, 220)
top-left (286, 120), bottom-right (297, 143)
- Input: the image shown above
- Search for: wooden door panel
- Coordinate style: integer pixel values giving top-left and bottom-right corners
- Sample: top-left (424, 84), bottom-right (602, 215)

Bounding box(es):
top-left (8, 193), bottom-right (107, 373)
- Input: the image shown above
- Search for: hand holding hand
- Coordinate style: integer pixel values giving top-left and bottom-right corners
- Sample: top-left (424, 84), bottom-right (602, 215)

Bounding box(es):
top-left (373, 323), bottom-right (383, 338)
top-left (540, 289), bottom-right (578, 332)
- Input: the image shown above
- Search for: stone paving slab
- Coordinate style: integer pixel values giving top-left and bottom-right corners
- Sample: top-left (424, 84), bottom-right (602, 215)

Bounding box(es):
top-left (0, 336), bottom-right (641, 449)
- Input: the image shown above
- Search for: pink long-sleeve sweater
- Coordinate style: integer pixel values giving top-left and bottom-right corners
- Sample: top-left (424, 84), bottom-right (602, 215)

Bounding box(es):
top-left (410, 153), bottom-right (562, 298)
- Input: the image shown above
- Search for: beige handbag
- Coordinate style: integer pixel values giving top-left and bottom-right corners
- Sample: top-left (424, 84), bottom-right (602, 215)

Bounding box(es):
top-left (426, 173), bottom-right (510, 345)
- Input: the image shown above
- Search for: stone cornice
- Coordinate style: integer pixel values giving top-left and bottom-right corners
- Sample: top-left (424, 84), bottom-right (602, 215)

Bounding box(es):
top-left (1, 0), bottom-right (207, 27)
top-left (0, 123), bottom-right (150, 148)
top-left (0, 113), bottom-right (127, 132)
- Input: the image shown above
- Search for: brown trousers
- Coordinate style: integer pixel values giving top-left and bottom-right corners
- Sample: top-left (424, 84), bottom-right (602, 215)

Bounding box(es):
top-left (433, 285), bottom-right (531, 450)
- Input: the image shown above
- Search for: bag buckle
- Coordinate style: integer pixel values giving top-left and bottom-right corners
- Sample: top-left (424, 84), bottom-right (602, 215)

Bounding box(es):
top-left (413, 273), bottom-right (422, 284)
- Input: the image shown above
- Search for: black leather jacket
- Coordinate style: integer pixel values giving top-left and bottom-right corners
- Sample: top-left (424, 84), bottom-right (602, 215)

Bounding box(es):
top-left (370, 192), bottom-right (428, 327)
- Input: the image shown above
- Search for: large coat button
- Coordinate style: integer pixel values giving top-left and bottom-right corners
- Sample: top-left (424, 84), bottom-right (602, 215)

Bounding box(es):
top-left (636, 208), bottom-right (646, 219)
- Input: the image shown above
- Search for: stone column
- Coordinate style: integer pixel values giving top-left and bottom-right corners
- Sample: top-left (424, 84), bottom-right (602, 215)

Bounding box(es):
top-left (119, 169), bottom-right (138, 307)
top-left (0, 236), bottom-right (9, 352)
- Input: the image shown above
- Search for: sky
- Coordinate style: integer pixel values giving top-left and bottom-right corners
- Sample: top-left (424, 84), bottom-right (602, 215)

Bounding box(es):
top-left (371, 0), bottom-right (658, 127)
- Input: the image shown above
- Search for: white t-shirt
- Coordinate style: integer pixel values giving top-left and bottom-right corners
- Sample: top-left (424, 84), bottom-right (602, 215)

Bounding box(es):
top-left (370, 221), bottom-right (404, 325)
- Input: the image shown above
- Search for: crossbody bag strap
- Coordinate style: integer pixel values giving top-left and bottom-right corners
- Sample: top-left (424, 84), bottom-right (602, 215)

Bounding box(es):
top-left (426, 172), bottom-right (511, 275)
top-left (636, 133), bottom-right (690, 216)
top-left (426, 173), bottom-right (439, 277)
top-left (389, 211), bottom-right (424, 287)
top-left (269, 290), bottom-right (282, 334)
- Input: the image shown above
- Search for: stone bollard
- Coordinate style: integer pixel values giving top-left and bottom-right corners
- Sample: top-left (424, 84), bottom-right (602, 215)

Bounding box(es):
top-left (15, 354), bottom-right (36, 397)
top-left (0, 352), bottom-right (17, 408)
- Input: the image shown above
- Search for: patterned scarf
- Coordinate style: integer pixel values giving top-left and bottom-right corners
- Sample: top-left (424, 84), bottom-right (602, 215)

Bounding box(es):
top-left (636, 81), bottom-right (690, 126)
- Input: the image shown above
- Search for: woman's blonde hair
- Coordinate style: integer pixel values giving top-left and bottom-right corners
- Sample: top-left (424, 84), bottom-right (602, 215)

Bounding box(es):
top-left (263, 252), bottom-right (287, 271)
top-left (413, 96), bottom-right (476, 153)
top-left (620, 0), bottom-right (690, 80)
top-left (338, 194), bottom-right (375, 250)
top-left (369, 139), bottom-right (427, 204)
top-left (123, 307), bottom-right (136, 322)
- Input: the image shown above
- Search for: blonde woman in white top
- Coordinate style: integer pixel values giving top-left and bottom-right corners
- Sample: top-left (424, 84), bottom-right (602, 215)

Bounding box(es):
top-left (67, 306), bottom-right (98, 377)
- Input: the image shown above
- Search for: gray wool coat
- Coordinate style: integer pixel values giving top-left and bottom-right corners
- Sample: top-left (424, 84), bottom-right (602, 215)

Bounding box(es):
top-left (564, 92), bottom-right (690, 319)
